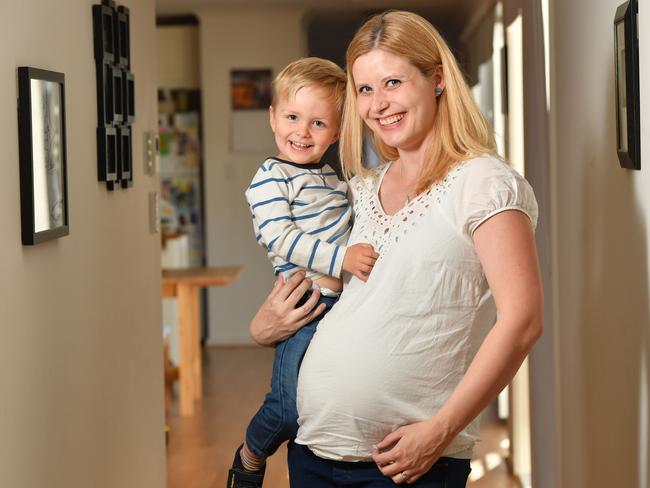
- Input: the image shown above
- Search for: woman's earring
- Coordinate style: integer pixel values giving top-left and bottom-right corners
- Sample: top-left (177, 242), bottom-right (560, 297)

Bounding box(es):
top-left (435, 86), bottom-right (444, 96)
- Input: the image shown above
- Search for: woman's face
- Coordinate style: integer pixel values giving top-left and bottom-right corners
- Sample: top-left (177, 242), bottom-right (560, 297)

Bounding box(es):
top-left (352, 49), bottom-right (440, 154)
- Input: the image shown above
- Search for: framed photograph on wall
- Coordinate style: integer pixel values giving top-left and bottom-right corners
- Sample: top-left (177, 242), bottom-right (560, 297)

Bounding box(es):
top-left (92, 1), bottom-right (116, 64)
top-left (122, 69), bottom-right (135, 124)
top-left (230, 69), bottom-right (272, 109)
top-left (116, 6), bottom-right (130, 68)
top-left (17, 67), bottom-right (69, 245)
top-left (97, 125), bottom-right (118, 184)
top-left (93, 0), bottom-right (135, 191)
top-left (614, 0), bottom-right (640, 169)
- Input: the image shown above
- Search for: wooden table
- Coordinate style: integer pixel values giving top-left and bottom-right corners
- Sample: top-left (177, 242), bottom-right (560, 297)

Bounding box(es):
top-left (162, 266), bottom-right (242, 417)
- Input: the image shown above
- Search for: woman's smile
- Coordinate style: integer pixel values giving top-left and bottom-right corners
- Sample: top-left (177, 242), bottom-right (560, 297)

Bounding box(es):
top-left (377, 113), bottom-right (405, 127)
top-left (353, 49), bottom-right (438, 153)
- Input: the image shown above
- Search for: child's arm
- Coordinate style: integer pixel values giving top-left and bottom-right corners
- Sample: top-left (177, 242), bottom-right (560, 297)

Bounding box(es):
top-left (342, 243), bottom-right (379, 282)
top-left (246, 169), bottom-right (347, 277)
top-left (246, 167), bottom-right (376, 280)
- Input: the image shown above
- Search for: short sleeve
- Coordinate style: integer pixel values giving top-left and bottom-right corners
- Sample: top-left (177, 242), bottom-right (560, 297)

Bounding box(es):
top-left (459, 158), bottom-right (538, 237)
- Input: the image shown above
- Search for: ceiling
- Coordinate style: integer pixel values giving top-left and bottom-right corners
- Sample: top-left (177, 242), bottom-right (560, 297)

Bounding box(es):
top-left (155, 0), bottom-right (491, 41)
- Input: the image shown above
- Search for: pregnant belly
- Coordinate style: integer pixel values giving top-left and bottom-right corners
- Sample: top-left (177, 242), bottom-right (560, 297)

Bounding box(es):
top-left (296, 324), bottom-right (449, 459)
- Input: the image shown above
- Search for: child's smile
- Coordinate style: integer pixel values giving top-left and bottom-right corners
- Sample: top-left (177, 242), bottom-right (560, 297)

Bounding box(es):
top-left (269, 85), bottom-right (340, 165)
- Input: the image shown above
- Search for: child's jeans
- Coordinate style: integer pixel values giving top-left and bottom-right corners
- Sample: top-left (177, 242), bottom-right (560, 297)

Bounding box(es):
top-left (244, 293), bottom-right (338, 457)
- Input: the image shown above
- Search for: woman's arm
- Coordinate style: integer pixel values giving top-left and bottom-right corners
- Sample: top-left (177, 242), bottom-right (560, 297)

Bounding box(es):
top-left (373, 210), bottom-right (543, 484)
top-left (249, 271), bottom-right (327, 346)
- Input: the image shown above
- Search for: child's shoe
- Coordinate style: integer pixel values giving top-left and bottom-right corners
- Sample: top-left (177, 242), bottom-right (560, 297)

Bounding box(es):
top-left (226, 445), bottom-right (265, 488)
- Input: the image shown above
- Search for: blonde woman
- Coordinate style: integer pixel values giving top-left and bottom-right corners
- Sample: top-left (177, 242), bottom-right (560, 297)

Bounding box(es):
top-left (250, 10), bottom-right (543, 487)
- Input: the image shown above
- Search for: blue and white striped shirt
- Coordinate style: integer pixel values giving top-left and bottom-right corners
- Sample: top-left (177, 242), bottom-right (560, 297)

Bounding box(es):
top-left (245, 157), bottom-right (351, 280)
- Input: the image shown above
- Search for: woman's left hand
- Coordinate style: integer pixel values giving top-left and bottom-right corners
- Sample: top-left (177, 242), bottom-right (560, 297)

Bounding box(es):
top-left (372, 418), bottom-right (450, 484)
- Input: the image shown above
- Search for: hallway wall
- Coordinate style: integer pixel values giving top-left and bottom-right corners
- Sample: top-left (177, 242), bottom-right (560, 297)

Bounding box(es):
top-left (460, 3), bottom-right (557, 485)
top-left (0, 1), bottom-right (166, 487)
top-left (193, 7), bottom-right (306, 344)
top-left (550, 1), bottom-right (650, 487)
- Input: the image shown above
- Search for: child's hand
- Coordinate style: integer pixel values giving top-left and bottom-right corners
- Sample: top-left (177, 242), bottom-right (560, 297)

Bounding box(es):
top-left (342, 243), bottom-right (379, 282)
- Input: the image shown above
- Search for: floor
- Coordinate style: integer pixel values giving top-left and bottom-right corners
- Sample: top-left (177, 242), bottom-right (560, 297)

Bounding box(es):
top-left (166, 347), bottom-right (519, 488)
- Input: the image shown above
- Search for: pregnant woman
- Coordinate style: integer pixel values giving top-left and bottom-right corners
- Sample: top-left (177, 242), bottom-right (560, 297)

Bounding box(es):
top-left (251, 10), bottom-right (543, 487)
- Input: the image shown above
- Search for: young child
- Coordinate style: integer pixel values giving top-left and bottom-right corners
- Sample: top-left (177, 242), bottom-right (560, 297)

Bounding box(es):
top-left (228, 58), bottom-right (378, 487)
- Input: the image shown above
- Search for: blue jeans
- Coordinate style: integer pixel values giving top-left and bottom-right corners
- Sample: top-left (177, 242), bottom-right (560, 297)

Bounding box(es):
top-left (245, 293), bottom-right (338, 457)
top-left (288, 442), bottom-right (471, 488)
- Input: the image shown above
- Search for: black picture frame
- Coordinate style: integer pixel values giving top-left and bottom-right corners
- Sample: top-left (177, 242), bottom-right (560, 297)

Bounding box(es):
top-left (97, 125), bottom-right (118, 184)
top-left (614, 0), bottom-right (640, 169)
top-left (17, 67), bottom-right (69, 245)
top-left (93, 0), bottom-right (134, 191)
top-left (92, 1), bottom-right (116, 64)
top-left (95, 61), bottom-right (114, 125)
top-left (117, 126), bottom-right (133, 188)
top-left (116, 6), bottom-right (130, 68)
top-left (112, 66), bottom-right (124, 124)
top-left (122, 69), bottom-right (135, 124)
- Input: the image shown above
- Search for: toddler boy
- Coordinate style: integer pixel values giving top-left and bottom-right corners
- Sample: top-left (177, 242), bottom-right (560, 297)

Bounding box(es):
top-left (228, 57), bottom-right (377, 488)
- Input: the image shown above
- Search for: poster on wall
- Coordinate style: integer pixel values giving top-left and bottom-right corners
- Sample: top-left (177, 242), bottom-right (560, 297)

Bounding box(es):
top-left (229, 69), bottom-right (274, 151)
top-left (230, 69), bottom-right (272, 110)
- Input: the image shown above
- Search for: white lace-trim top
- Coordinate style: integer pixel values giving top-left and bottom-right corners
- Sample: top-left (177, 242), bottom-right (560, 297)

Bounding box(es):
top-left (295, 155), bottom-right (538, 461)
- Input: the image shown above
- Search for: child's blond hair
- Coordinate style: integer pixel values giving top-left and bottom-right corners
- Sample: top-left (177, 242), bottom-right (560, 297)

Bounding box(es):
top-left (272, 57), bottom-right (346, 114)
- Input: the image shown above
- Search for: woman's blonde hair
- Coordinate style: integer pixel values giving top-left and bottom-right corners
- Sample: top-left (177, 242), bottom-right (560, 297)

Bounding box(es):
top-left (340, 10), bottom-right (497, 193)
top-left (272, 57), bottom-right (346, 114)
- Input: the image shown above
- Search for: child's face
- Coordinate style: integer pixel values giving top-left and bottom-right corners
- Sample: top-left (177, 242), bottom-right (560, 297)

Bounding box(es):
top-left (269, 86), bottom-right (340, 165)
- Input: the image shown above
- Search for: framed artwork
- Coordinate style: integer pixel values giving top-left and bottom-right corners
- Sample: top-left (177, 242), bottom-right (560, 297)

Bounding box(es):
top-left (117, 126), bottom-right (133, 188)
top-left (93, 0), bottom-right (134, 190)
top-left (97, 126), bottom-right (118, 185)
top-left (116, 6), bottom-right (130, 68)
top-left (95, 62), bottom-right (114, 126)
top-left (230, 69), bottom-right (272, 109)
top-left (112, 66), bottom-right (124, 124)
top-left (122, 69), bottom-right (135, 124)
top-left (92, 1), bottom-right (116, 64)
top-left (614, 0), bottom-right (640, 169)
top-left (17, 67), bottom-right (69, 245)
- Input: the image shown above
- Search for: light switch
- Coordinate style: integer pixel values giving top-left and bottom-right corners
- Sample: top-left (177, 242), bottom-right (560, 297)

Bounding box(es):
top-left (144, 131), bottom-right (159, 175)
top-left (149, 191), bottom-right (160, 234)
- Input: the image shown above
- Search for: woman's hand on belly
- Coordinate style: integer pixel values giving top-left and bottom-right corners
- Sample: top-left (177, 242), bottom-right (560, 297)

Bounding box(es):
top-left (371, 416), bottom-right (452, 484)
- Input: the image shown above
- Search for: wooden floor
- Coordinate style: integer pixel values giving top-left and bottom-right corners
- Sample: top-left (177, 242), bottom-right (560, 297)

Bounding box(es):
top-left (166, 347), bottom-right (519, 488)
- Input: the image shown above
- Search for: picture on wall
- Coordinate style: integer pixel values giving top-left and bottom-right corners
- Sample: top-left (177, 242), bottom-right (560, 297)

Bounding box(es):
top-left (93, 0), bottom-right (135, 190)
top-left (17, 67), bottom-right (69, 245)
top-left (230, 69), bottom-right (272, 110)
top-left (614, 0), bottom-right (640, 169)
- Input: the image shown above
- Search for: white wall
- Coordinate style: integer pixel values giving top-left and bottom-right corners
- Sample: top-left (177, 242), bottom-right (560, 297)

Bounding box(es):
top-left (157, 25), bottom-right (200, 89)
top-left (507, 2), bottom-right (559, 487)
top-left (0, 1), bottom-right (166, 486)
top-left (636, 4), bottom-right (650, 487)
top-left (461, 3), bottom-right (558, 485)
top-left (550, 0), bottom-right (650, 487)
top-left (194, 7), bottom-right (306, 344)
